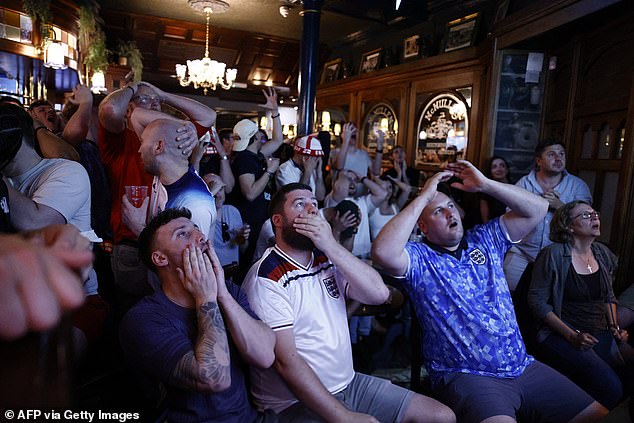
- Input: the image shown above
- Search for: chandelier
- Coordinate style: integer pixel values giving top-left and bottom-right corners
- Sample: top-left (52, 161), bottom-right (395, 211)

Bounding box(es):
top-left (175, 0), bottom-right (237, 94)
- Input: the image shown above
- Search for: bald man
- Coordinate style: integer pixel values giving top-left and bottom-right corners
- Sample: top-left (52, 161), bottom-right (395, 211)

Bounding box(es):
top-left (139, 118), bottom-right (216, 241)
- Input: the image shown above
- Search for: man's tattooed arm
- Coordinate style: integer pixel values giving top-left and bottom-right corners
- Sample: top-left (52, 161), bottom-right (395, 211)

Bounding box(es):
top-left (170, 301), bottom-right (232, 392)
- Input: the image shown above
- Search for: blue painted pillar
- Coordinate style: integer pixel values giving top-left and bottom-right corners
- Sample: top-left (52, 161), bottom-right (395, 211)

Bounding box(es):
top-left (297, 0), bottom-right (323, 136)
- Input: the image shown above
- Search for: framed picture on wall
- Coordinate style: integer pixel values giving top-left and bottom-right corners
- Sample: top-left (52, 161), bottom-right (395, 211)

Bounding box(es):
top-left (403, 35), bottom-right (420, 59)
top-left (320, 58), bottom-right (343, 84)
top-left (443, 13), bottom-right (479, 53)
top-left (359, 48), bottom-right (382, 74)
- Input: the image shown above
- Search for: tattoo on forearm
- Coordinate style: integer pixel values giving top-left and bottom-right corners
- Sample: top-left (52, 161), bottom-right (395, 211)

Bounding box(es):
top-left (172, 301), bottom-right (231, 390)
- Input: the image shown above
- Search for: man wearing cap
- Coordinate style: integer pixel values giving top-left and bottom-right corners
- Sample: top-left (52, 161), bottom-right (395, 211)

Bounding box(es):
top-left (229, 88), bottom-right (283, 264)
top-left (276, 133), bottom-right (326, 201)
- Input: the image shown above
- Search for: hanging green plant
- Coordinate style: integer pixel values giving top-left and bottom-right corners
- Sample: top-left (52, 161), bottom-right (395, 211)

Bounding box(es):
top-left (116, 40), bottom-right (143, 82)
top-left (22, 0), bottom-right (52, 27)
top-left (84, 29), bottom-right (109, 72)
top-left (78, 3), bottom-right (109, 74)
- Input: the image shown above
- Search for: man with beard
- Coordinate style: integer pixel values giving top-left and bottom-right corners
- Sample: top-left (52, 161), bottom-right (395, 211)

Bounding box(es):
top-left (503, 139), bottom-right (592, 291)
top-left (372, 161), bottom-right (607, 423)
top-left (242, 183), bottom-right (455, 423)
top-left (120, 208), bottom-right (276, 422)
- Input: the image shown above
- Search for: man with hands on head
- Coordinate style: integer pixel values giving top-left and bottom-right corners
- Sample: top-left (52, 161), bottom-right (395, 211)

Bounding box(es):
top-left (190, 128), bottom-right (235, 194)
top-left (119, 208), bottom-right (276, 423)
top-left (331, 122), bottom-right (382, 182)
top-left (98, 80), bottom-right (210, 309)
top-left (242, 183), bottom-right (455, 423)
top-left (372, 160), bottom-right (607, 423)
top-left (276, 133), bottom-right (326, 202)
top-left (138, 118), bottom-right (217, 242)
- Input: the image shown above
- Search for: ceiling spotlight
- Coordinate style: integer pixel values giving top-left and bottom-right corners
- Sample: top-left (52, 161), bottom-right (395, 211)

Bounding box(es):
top-left (279, 5), bottom-right (290, 17)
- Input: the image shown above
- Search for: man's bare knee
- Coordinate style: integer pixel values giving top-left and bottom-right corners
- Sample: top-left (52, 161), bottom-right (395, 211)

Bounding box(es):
top-left (402, 393), bottom-right (456, 423)
top-left (568, 401), bottom-right (609, 423)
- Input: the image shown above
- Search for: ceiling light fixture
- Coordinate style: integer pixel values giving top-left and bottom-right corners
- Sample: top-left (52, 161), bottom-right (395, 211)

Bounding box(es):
top-left (175, 0), bottom-right (237, 94)
top-left (279, 0), bottom-right (301, 18)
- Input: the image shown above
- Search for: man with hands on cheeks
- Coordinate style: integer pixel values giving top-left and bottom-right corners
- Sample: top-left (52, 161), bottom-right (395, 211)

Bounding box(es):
top-left (372, 160), bottom-right (608, 423)
top-left (242, 183), bottom-right (455, 423)
top-left (276, 133), bottom-right (326, 202)
top-left (119, 208), bottom-right (276, 423)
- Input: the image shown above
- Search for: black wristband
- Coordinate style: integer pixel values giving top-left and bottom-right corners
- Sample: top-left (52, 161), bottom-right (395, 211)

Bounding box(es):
top-left (360, 176), bottom-right (367, 183)
top-left (126, 85), bottom-right (135, 96)
top-left (271, 113), bottom-right (280, 119)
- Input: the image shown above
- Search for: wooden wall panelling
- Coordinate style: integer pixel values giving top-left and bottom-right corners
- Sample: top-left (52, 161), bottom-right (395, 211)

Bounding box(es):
top-left (494, 0), bottom-right (620, 50)
top-left (317, 47), bottom-right (484, 168)
top-left (615, 73), bottom-right (634, 292)
top-left (565, 11), bottom-right (634, 280)
top-left (483, 42), bottom-right (503, 162)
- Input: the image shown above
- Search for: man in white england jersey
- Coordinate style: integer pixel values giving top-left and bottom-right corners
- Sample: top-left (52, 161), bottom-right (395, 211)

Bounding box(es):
top-left (242, 183), bottom-right (455, 423)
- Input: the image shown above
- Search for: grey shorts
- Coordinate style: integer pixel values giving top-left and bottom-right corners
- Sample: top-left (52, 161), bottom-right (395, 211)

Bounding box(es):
top-left (278, 372), bottom-right (414, 423)
top-left (433, 361), bottom-right (595, 423)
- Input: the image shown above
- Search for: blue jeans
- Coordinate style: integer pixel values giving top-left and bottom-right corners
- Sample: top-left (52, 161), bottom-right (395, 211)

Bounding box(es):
top-left (538, 331), bottom-right (624, 409)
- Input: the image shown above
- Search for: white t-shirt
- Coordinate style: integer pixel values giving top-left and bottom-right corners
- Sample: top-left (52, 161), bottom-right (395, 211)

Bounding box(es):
top-left (242, 246), bottom-right (354, 413)
top-left (253, 218), bottom-right (275, 263)
top-left (331, 147), bottom-right (371, 177)
top-left (369, 204), bottom-right (397, 241)
top-left (276, 159), bottom-right (315, 193)
top-left (10, 158), bottom-right (99, 295)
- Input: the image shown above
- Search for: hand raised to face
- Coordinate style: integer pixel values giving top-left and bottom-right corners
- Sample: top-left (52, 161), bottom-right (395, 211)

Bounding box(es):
top-left (293, 213), bottom-right (336, 252)
top-left (177, 246), bottom-right (218, 305)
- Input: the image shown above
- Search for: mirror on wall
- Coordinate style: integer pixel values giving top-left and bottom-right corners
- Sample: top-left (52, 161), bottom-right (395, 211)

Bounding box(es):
top-left (361, 102), bottom-right (399, 153)
top-left (315, 106), bottom-right (349, 151)
top-left (414, 89), bottom-right (470, 168)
